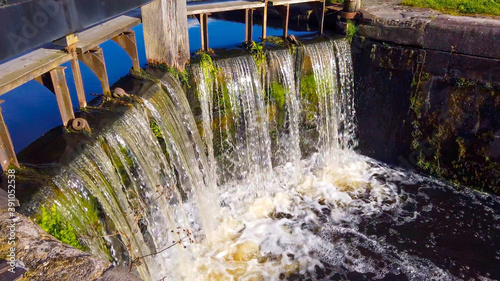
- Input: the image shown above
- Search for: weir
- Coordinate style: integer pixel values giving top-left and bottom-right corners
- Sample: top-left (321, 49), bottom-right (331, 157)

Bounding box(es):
top-left (2, 0), bottom-right (500, 280)
top-left (23, 37), bottom-right (362, 280)
top-left (0, 0), bottom-right (360, 171)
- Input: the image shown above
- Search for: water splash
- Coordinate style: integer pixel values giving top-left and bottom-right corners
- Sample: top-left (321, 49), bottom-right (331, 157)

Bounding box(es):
top-left (40, 38), bottom-right (500, 281)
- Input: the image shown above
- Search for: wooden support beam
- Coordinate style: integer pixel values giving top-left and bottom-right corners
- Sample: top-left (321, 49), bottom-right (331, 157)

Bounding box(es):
top-left (0, 104), bottom-right (19, 171)
top-left (78, 47), bottom-right (111, 97)
top-left (142, 0), bottom-right (190, 70)
top-left (112, 31), bottom-right (141, 72)
top-left (50, 67), bottom-right (75, 127)
top-left (262, 1), bottom-right (268, 40)
top-left (245, 9), bottom-right (254, 43)
top-left (68, 45), bottom-right (87, 108)
top-left (54, 35), bottom-right (87, 108)
top-left (312, 0), bottom-right (326, 35)
top-left (196, 13), bottom-right (210, 52)
top-left (276, 5), bottom-right (290, 38)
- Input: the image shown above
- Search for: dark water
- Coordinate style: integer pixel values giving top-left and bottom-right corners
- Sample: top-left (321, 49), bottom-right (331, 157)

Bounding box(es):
top-left (300, 166), bottom-right (500, 281)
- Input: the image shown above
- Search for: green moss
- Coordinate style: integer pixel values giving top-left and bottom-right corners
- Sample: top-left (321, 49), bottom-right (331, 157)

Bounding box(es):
top-left (455, 77), bottom-right (475, 88)
top-left (248, 41), bottom-right (266, 70)
top-left (38, 204), bottom-right (85, 250)
top-left (150, 121), bottom-right (163, 140)
top-left (158, 64), bottom-right (190, 87)
top-left (268, 81), bottom-right (287, 127)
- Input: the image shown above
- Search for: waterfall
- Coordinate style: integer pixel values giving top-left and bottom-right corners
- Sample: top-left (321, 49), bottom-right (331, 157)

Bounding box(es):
top-left (303, 39), bottom-right (357, 153)
top-left (266, 49), bottom-right (302, 168)
top-left (39, 37), bottom-right (368, 280)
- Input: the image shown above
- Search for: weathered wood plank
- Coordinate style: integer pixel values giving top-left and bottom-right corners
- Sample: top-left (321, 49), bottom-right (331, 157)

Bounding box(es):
top-left (187, 0), bottom-right (265, 15)
top-left (76, 10), bottom-right (142, 54)
top-left (142, 0), bottom-right (190, 70)
top-left (0, 48), bottom-right (72, 96)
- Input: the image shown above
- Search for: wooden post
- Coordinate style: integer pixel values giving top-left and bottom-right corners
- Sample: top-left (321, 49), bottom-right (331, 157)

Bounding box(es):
top-left (50, 67), bottom-right (76, 127)
top-left (197, 13), bottom-right (209, 52)
top-left (245, 9), bottom-right (254, 44)
top-left (0, 103), bottom-right (19, 171)
top-left (141, 0), bottom-right (190, 70)
top-left (262, 0), bottom-right (268, 40)
top-left (78, 47), bottom-right (111, 97)
top-left (68, 45), bottom-right (87, 108)
top-left (54, 35), bottom-right (87, 108)
top-left (312, 0), bottom-right (326, 35)
top-left (277, 5), bottom-right (290, 38)
top-left (343, 0), bottom-right (361, 12)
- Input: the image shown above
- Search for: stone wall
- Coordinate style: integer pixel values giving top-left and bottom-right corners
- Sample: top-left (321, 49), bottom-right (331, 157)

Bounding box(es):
top-left (352, 6), bottom-right (500, 193)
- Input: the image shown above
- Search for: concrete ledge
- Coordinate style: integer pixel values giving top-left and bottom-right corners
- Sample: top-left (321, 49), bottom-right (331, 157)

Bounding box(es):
top-left (423, 15), bottom-right (500, 59)
top-left (358, 5), bottom-right (500, 59)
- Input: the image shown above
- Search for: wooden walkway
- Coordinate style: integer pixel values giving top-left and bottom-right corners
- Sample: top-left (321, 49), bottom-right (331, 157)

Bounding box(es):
top-left (187, 0), bottom-right (265, 15)
top-left (187, 0), bottom-right (326, 51)
top-left (0, 10), bottom-right (143, 171)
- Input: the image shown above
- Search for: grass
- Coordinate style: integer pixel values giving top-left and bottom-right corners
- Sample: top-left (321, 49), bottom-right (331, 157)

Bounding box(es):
top-left (401, 0), bottom-right (500, 16)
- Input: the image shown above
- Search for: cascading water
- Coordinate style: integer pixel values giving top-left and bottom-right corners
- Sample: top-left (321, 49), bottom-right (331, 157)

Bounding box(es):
top-left (37, 37), bottom-right (500, 281)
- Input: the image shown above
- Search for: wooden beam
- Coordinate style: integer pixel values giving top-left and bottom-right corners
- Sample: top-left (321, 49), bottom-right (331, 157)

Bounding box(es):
top-left (49, 67), bottom-right (75, 127)
top-left (197, 13), bottom-right (210, 52)
top-left (112, 31), bottom-right (141, 72)
top-left (262, 1), bottom-right (268, 40)
top-left (78, 47), bottom-right (111, 97)
top-left (0, 48), bottom-right (71, 96)
top-left (245, 9), bottom-right (254, 43)
top-left (68, 45), bottom-right (87, 108)
top-left (76, 10), bottom-right (142, 54)
top-left (276, 5), bottom-right (290, 38)
top-left (311, 0), bottom-right (326, 35)
top-left (0, 105), bottom-right (19, 171)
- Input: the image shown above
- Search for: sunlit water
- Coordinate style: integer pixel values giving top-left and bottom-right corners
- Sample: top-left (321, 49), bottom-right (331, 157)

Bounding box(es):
top-left (33, 37), bottom-right (500, 281)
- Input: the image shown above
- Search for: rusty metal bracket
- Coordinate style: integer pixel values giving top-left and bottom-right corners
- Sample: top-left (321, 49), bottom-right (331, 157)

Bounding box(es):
top-left (78, 47), bottom-right (111, 97)
top-left (276, 5), bottom-right (290, 38)
top-left (112, 30), bottom-right (141, 72)
top-left (245, 9), bottom-right (254, 44)
top-left (195, 13), bottom-right (210, 52)
top-left (0, 102), bottom-right (19, 171)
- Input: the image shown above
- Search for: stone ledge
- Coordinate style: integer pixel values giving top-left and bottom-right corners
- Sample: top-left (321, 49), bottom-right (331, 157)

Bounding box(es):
top-left (0, 211), bottom-right (142, 281)
top-left (358, 5), bottom-right (500, 59)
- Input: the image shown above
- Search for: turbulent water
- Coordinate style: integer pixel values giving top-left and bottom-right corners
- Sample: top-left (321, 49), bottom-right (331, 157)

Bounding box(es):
top-left (43, 38), bottom-right (500, 281)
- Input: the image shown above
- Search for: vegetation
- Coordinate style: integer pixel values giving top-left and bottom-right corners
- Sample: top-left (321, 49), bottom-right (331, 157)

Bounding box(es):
top-left (345, 20), bottom-right (358, 43)
top-left (38, 204), bottom-right (85, 250)
top-left (401, 0), bottom-right (500, 16)
top-left (158, 64), bottom-right (190, 87)
top-left (268, 81), bottom-right (287, 127)
top-left (248, 42), bottom-right (266, 70)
